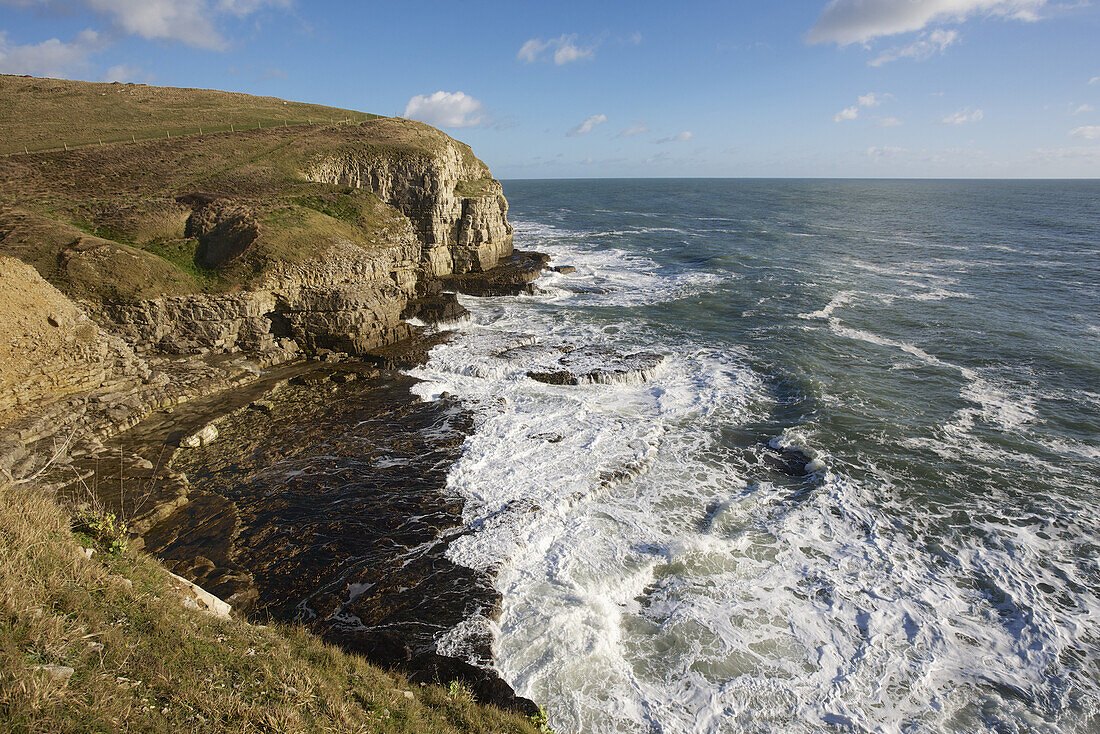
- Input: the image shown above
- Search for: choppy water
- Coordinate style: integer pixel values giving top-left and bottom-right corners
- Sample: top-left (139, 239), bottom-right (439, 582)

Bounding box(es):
top-left (408, 179), bottom-right (1100, 733)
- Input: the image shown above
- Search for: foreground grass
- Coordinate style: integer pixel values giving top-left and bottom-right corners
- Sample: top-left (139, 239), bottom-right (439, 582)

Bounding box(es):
top-left (0, 481), bottom-right (545, 733)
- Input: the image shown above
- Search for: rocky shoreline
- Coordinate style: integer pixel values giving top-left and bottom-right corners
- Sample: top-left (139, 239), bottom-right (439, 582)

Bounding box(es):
top-left (0, 90), bottom-right (560, 717)
top-left (0, 255), bottom-right (558, 716)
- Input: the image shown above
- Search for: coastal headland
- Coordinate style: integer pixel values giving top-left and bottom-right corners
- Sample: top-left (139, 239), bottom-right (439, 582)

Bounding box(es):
top-left (0, 74), bottom-right (555, 725)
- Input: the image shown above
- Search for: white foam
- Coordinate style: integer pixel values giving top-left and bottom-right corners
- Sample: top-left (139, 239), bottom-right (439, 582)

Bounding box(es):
top-left (404, 215), bottom-right (1099, 733)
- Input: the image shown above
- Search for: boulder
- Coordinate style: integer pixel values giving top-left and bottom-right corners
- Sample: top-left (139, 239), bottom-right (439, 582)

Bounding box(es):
top-left (179, 422), bottom-right (219, 448)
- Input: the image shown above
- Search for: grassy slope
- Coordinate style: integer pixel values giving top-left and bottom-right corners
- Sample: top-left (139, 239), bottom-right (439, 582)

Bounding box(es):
top-left (0, 76), bottom-right (492, 302)
top-left (0, 481), bottom-right (545, 733)
top-left (0, 75), bottom-right (379, 155)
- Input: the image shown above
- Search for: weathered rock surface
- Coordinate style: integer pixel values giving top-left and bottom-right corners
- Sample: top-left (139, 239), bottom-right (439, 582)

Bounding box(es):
top-left (179, 422), bottom-right (219, 448)
top-left (525, 345), bottom-right (667, 386)
top-left (0, 256), bottom-right (139, 425)
top-left (304, 120), bottom-right (513, 277)
top-left (442, 250), bottom-right (550, 297)
top-left (168, 570), bottom-right (232, 619)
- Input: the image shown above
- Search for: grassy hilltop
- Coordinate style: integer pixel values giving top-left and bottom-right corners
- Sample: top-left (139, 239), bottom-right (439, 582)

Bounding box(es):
top-left (0, 75), bottom-right (491, 303)
top-left (0, 75), bottom-right (379, 155)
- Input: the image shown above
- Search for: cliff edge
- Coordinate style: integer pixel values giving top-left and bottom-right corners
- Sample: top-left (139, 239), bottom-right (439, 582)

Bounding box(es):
top-left (0, 76), bottom-right (514, 365)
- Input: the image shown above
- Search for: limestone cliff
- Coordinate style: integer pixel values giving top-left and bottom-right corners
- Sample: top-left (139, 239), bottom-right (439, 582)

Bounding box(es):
top-left (304, 121), bottom-right (513, 276)
top-left (0, 256), bottom-right (145, 425)
top-left (0, 116), bottom-right (515, 371)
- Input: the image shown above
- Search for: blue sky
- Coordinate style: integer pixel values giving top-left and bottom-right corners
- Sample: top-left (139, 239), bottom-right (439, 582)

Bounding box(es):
top-left (1, 0), bottom-right (1097, 178)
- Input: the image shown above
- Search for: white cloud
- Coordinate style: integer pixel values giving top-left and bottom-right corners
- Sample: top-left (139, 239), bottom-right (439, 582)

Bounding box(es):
top-left (943, 107), bottom-right (984, 124)
top-left (616, 123), bottom-right (648, 138)
top-left (656, 131), bottom-right (693, 143)
top-left (835, 91), bottom-right (895, 121)
top-left (1030, 146), bottom-right (1100, 166)
top-left (517, 38), bottom-right (548, 63)
top-left (101, 62), bottom-right (143, 81)
top-left (1, 0), bottom-right (290, 50)
top-left (1071, 125), bottom-right (1100, 139)
top-left (567, 114), bottom-right (607, 136)
top-left (1071, 103), bottom-right (1093, 114)
top-left (404, 91), bottom-right (485, 128)
top-left (875, 116), bottom-right (903, 126)
top-left (866, 145), bottom-right (907, 157)
top-left (0, 28), bottom-right (104, 76)
top-left (807, 0), bottom-right (1048, 45)
top-left (870, 28), bottom-right (959, 65)
top-left (1091, 76), bottom-right (1100, 85)
top-left (834, 105), bottom-right (860, 122)
top-left (517, 34), bottom-right (596, 65)
top-left (215, 0), bottom-right (289, 15)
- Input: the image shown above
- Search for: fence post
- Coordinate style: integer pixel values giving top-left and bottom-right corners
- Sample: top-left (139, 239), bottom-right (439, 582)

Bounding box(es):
top-left (231, 123), bottom-right (234, 133)
top-left (199, 126), bottom-right (203, 135)
top-left (64, 143), bottom-right (68, 151)
top-left (132, 134), bottom-right (136, 143)
top-left (167, 131), bottom-right (170, 139)
top-left (24, 145), bottom-right (29, 154)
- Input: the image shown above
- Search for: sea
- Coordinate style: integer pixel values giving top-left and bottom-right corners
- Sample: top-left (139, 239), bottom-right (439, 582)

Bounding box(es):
top-left (407, 179), bottom-right (1100, 733)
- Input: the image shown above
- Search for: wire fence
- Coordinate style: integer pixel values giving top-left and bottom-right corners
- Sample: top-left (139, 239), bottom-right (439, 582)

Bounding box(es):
top-left (0, 115), bottom-right (376, 158)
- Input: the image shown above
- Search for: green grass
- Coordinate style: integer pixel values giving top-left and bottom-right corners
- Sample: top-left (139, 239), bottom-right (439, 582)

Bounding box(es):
top-left (454, 178), bottom-right (498, 198)
top-left (0, 75), bottom-right (380, 155)
top-left (0, 78), bottom-right (495, 303)
top-left (143, 238), bottom-right (222, 289)
top-left (0, 480), bottom-right (546, 733)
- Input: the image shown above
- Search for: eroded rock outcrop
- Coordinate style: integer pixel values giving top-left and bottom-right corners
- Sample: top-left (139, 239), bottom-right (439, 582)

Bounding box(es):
top-left (0, 256), bottom-right (142, 424)
top-left (304, 121), bottom-right (513, 277)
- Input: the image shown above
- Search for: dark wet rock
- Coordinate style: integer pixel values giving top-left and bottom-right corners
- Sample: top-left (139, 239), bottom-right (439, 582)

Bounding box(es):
top-left (569, 285), bottom-right (613, 295)
top-left (134, 372), bottom-right (534, 712)
top-left (762, 440), bottom-right (814, 476)
top-left (402, 292), bottom-right (469, 324)
top-left (495, 342), bottom-right (573, 362)
top-left (360, 330), bottom-right (453, 370)
top-left (549, 265), bottom-right (576, 274)
top-left (441, 250), bottom-right (549, 297)
top-left (526, 345), bottom-right (666, 386)
top-left (291, 370), bottom-right (333, 387)
top-left (404, 653), bottom-right (541, 718)
top-left (525, 369), bottom-right (576, 386)
top-left (249, 399), bottom-right (274, 412)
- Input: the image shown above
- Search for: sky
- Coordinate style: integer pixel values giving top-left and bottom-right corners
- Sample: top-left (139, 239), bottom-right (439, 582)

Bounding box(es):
top-left (1, 0), bottom-right (1098, 178)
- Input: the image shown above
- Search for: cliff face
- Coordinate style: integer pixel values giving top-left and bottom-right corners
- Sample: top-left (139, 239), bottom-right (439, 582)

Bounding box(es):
top-left (304, 136), bottom-right (513, 277)
top-left (0, 120), bottom-right (514, 372)
top-left (102, 236), bottom-right (424, 357)
top-left (0, 113), bottom-right (526, 462)
top-left (0, 257), bottom-right (124, 423)
top-left (87, 121), bottom-right (513, 361)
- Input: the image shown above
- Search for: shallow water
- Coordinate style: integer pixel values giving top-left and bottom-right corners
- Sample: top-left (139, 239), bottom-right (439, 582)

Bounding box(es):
top-left (408, 179), bottom-right (1100, 733)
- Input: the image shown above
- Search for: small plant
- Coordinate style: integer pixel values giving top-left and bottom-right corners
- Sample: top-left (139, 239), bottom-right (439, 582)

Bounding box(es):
top-left (446, 679), bottom-right (472, 702)
top-left (528, 707), bottom-right (555, 733)
top-left (72, 508), bottom-right (129, 555)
